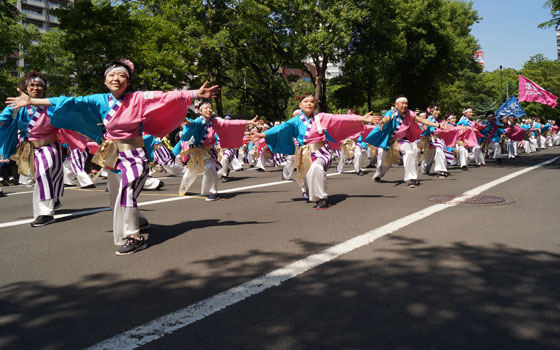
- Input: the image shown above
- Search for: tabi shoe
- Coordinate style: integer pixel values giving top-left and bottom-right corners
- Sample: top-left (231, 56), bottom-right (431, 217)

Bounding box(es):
top-left (256, 168), bottom-right (265, 172)
top-left (31, 215), bottom-right (55, 227)
top-left (314, 198), bottom-right (331, 210)
top-left (461, 166), bottom-right (468, 171)
top-left (54, 199), bottom-right (62, 210)
top-left (357, 170), bottom-right (365, 176)
top-left (373, 176), bottom-right (381, 182)
top-left (80, 184), bottom-right (96, 189)
top-left (116, 236), bottom-right (147, 256)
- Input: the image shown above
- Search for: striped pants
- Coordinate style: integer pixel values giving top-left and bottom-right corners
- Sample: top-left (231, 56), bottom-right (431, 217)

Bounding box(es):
top-left (33, 142), bottom-right (64, 218)
top-left (107, 148), bottom-right (149, 244)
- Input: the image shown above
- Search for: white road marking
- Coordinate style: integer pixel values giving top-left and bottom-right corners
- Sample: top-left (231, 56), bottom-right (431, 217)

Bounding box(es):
top-left (87, 156), bottom-right (560, 350)
top-left (0, 173), bottom-right (339, 228)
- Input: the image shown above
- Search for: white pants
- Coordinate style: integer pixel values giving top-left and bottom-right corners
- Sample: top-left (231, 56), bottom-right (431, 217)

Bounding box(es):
top-left (217, 154), bottom-right (245, 177)
top-left (63, 159), bottom-right (93, 187)
top-left (539, 135), bottom-right (547, 149)
top-left (472, 145), bottom-right (485, 165)
top-left (373, 142), bottom-right (419, 182)
top-left (143, 177), bottom-right (162, 190)
top-left (33, 184), bottom-right (55, 218)
top-left (487, 141), bottom-right (501, 159)
top-left (302, 158), bottom-right (328, 201)
top-left (283, 155), bottom-right (295, 180)
top-left (457, 145), bottom-right (469, 167)
top-left (255, 152), bottom-right (266, 171)
top-left (108, 171), bottom-right (140, 245)
top-left (337, 145), bottom-right (363, 173)
top-left (507, 141), bottom-right (518, 158)
top-left (525, 137), bottom-right (537, 153)
top-left (422, 147), bottom-right (447, 173)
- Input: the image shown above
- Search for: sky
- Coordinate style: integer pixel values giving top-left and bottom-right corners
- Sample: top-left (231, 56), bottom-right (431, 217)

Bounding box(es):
top-left (470, 0), bottom-right (558, 72)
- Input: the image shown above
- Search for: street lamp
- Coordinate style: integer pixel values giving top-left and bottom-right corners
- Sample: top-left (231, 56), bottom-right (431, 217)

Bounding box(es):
top-left (500, 65), bottom-right (503, 102)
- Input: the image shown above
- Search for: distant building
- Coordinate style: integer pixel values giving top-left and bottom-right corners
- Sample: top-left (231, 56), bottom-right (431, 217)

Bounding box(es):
top-left (17, 0), bottom-right (73, 34)
top-left (14, 0), bottom-right (73, 68)
top-left (282, 58), bottom-right (343, 86)
top-left (556, 30), bottom-right (560, 60)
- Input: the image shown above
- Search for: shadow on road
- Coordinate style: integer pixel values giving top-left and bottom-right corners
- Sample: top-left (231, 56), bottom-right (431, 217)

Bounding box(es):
top-left (1, 237), bottom-right (558, 349)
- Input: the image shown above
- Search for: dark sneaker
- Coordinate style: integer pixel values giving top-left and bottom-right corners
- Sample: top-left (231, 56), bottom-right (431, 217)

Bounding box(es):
top-left (54, 199), bottom-right (62, 210)
top-left (357, 171), bottom-right (365, 176)
top-left (221, 176), bottom-right (229, 183)
top-left (315, 198), bottom-right (331, 210)
top-left (374, 176), bottom-right (381, 182)
top-left (408, 180), bottom-right (420, 188)
top-left (156, 181), bottom-right (164, 190)
top-left (116, 236), bottom-right (147, 256)
top-left (0, 190), bottom-right (5, 197)
top-left (256, 168), bottom-right (265, 172)
top-left (206, 193), bottom-right (219, 202)
top-left (461, 166), bottom-right (468, 171)
top-left (139, 217), bottom-right (150, 230)
top-left (80, 184), bottom-right (95, 189)
top-left (31, 215), bottom-right (55, 227)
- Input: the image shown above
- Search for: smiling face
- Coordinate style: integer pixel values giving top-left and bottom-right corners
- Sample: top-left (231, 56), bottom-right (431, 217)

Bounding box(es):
top-left (200, 103), bottom-right (213, 119)
top-left (299, 95), bottom-right (316, 117)
top-left (26, 81), bottom-right (45, 98)
top-left (395, 99), bottom-right (408, 114)
top-left (104, 70), bottom-right (128, 97)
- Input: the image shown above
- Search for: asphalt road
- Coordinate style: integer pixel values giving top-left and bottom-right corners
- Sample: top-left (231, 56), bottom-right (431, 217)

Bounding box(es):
top-left (1, 148), bottom-right (559, 350)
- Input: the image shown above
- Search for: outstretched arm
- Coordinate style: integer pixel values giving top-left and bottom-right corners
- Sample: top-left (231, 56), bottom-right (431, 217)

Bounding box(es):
top-left (414, 114), bottom-right (449, 130)
top-left (6, 88), bottom-right (51, 108)
top-left (197, 81), bottom-right (220, 99)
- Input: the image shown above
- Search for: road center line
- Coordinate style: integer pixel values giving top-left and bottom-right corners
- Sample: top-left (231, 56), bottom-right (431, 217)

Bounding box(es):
top-left (86, 156), bottom-right (560, 350)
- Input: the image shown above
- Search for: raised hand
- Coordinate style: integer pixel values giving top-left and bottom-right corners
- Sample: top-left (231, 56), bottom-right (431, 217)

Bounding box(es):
top-left (198, 81), bottom-right (220, 99)
top-left (360, 111), bottom-right (380, 124)
top-left (5, 88), bottom-right (31, 108)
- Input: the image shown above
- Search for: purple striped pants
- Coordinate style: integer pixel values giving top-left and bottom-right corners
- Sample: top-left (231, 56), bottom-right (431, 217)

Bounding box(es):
top-left (34, 142), bottom-right (64, 201)
top-left (154, 145), bottom-right (174, 166)
top-left (69, 148), bottom-right (88, 174)
top-left (117, 148), bottom-right (149, 207)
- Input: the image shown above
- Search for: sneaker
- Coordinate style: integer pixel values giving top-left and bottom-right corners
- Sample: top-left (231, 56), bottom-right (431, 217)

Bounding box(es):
top-left (256, 168), bottom-right (265, 172)
top-left (116, 236), bottom-right (147, 256)
top-left (315, 198), bottom-right (331, 210)
top-left (31, 215), bottom-right (55, 227)
top-left (0, 190), bottom-right (5, 197)
top-left (80, 184), bottom-right (96, 189)
top-left (374, 176), bottom-right (381, 182)
top-left (408, 180), bottom-right (420, 188)
top-left (461, 166), bottom-right (468, 171)
top-left (54, 199), bottom-right (62, 210)
top-left (206, 193), bottom-right (219, 202)
top-left (357, 171), bottom-right (365, 176)
top-left (221, 176), bottom-right (229, 183)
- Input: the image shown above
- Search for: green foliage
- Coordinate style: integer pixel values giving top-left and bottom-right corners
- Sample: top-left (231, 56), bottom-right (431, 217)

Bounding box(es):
top-left (0, 0), bottom-right (35, 101)
top-left (6, 0), bottom-right (560, 123)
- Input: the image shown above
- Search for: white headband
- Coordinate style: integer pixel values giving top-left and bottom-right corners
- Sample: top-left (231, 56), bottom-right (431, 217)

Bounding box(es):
top-left (104, 65), bottom-right (130, 78)
top-left (26, 77), bottom-right (46, 87)
top-left (395, 97), bottom-right (408, 103)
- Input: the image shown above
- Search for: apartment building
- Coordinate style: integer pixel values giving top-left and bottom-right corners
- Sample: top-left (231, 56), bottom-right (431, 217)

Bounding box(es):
top-left (16, 0), bottom-right (73, 34)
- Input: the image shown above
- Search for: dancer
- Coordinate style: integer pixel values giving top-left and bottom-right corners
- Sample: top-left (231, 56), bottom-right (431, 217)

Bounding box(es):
top-left (6, 59), bottom-right (219, 255)
top-left (251, 92), bottom-right (378, 209)
top-left (366, 95), bottom-right (448, 188)
top-left (173, 102), bottom-right (255, 200)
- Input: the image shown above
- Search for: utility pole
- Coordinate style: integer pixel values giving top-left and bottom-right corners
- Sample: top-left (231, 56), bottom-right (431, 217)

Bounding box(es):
top-left (500, 65), bottom-right (503, 102)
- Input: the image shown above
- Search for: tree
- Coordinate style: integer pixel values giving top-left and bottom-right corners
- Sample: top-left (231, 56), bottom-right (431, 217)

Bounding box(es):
top-left (0, 0), bottom-right (34, 101)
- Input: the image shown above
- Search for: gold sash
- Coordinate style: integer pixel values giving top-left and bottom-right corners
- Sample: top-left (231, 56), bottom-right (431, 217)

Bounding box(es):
top-left (340, 139), bottom-right (356, 159)
top-left (294, 142), bottom-right (324, 186)
top-left (382, 139), bottom-right (401, 167)
top-left (10, 136), bottom-right (58, 178)
top-left (180, 145), bottom-right (213, 173)
top-left (91, 137), bottom-right (144, 169)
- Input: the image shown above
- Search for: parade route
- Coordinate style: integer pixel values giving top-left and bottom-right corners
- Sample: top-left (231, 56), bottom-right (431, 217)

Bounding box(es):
top-left (1, 150), bottom-right (559, 349)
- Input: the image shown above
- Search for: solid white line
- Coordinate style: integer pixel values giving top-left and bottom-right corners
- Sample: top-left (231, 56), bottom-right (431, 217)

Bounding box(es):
top-left (87, 155), bottom-right (560, 350)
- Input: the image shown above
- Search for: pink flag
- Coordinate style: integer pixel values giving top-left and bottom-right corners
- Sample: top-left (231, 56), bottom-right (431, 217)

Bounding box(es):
top-left (519, 75), bottom-right (558, 108)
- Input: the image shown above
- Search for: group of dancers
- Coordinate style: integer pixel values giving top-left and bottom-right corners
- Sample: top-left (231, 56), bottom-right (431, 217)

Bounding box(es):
top-left (2, 60), bottom-right (558, 256)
